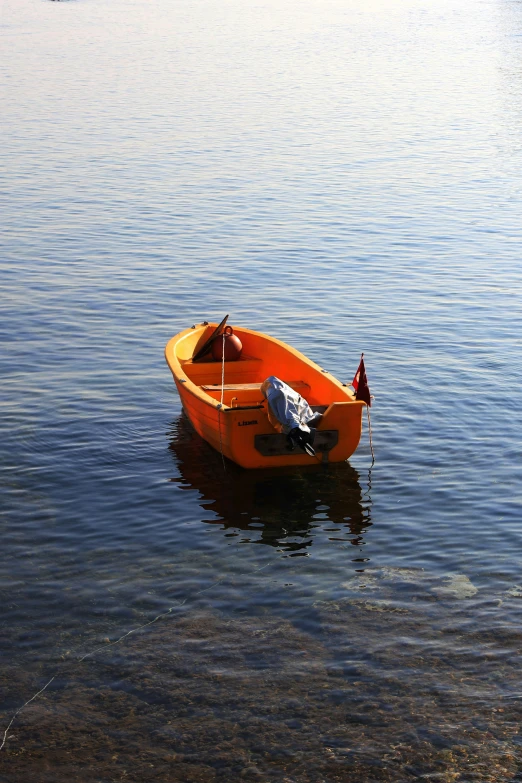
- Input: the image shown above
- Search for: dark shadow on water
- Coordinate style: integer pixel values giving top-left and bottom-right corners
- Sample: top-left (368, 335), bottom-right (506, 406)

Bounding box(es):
top-left (167, 413), bottom-right (372, 552)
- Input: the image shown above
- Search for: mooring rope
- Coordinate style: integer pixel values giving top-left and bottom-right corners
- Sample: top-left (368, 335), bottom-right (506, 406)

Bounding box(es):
top-left (0, 554), bottom-right (283, 751)
top-left (367, 405), bottom-right (375, 465)
top-left (0, 677), bottom-right (56, 751)
top-left (217, 331), bottom-right (227, 470)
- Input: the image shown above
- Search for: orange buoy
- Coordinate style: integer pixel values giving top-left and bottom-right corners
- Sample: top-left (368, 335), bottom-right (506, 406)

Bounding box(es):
top-left (211, 325), bottom-right (243, 361)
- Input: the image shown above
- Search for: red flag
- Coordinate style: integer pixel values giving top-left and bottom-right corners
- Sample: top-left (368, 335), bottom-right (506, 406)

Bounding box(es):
top-left (352, 353), bottom-right (371, 407)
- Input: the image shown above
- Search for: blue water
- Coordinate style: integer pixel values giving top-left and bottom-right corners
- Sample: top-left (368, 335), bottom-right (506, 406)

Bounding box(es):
top-left (2, 0), bottom-right (522, 778)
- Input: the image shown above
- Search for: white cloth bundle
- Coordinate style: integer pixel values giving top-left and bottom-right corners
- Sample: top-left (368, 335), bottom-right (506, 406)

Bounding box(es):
top-left (261, 376), bottom-right (316, 435)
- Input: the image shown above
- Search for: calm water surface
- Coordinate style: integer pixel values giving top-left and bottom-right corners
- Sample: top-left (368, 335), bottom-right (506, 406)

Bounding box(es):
top-left (2, 0), bottom-right (522, 779)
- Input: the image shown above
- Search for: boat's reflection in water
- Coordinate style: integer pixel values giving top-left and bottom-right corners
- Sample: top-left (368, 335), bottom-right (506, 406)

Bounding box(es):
top-left (168, 414), bottom-right (372, 554)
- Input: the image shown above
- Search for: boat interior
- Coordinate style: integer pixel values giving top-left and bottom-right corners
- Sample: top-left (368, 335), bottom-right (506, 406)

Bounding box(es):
top-left (180, 356), bottom-right (309, 408)
top-left (175, 324), bottom-right (354, 410)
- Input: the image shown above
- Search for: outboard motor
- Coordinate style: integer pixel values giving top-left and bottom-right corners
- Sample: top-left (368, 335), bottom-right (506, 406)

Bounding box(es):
top-left (287, 426), bottom-right (316, 457)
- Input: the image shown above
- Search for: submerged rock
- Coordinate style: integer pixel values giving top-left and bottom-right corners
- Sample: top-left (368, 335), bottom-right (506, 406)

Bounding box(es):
top-left (341, 567), bottom-right (426, 592)
top-left (432, 574), bottom-right (478, 600)
top-left (340, 574), bottom-right (380, 591)
top-left (505, 585), bottom-right (522, 598)
top-left (375, 566), bottom-right (426, 583)
top-left (348, 599), bottom-right (410, 614)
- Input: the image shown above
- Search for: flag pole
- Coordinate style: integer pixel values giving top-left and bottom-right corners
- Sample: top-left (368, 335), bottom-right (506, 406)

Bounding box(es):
top-left (352, 352), bottom-right (374, 465)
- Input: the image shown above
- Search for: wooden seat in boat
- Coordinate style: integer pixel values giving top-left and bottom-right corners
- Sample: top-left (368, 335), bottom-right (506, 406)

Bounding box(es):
top-left (201, 380), bottom-right (310, 393)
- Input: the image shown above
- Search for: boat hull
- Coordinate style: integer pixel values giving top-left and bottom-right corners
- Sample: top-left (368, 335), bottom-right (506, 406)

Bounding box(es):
top-left (165, 323), bottom-right (366, 469)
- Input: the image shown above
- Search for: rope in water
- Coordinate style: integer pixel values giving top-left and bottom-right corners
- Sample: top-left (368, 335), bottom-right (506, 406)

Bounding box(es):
top-left (0, 677), bottom-right (56, 751)
top-left (367, 406), bottom-right (375, 465)
top-left (0, 554), bottom-right (284, 752)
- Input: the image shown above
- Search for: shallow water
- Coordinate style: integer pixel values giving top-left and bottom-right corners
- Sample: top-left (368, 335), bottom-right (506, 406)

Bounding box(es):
top-left (2, 0), bottom-right (522, 779)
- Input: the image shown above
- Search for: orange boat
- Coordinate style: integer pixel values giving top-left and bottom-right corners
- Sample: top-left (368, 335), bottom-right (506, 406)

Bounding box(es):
top-left (164, 320), bottom-right (368, 469)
